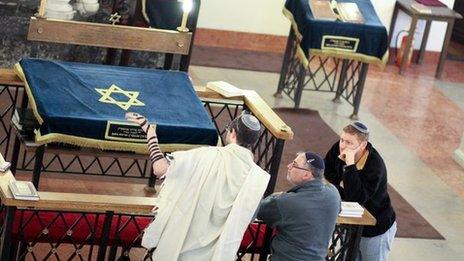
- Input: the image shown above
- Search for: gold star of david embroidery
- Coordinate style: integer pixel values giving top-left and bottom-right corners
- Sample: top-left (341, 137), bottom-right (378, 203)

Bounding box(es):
top-left (95, 84), bottom-right (145, 111)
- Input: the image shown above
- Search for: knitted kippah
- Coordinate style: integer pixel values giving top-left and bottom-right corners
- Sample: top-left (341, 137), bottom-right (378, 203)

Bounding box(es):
top-left (350, 121), bottom-right (369, 134)
top-left (241, 114), bottom-right (261, 131)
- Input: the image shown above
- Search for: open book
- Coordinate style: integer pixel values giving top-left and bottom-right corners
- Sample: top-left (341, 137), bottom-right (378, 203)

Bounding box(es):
top-left (309, 0), bottom-right (338, 21)
top-left (9, 180), bottom-right (40, 201)
top-left (309, 1), bottom-right (365, 23)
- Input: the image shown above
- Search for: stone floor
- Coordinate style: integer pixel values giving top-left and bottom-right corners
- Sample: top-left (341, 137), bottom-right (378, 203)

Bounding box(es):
top-left (188, 58), bottom-right (464, 260)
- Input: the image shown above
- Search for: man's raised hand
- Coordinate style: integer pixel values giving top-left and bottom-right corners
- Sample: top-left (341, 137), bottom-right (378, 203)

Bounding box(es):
top-left (125, 112), bottom-right (154, 134)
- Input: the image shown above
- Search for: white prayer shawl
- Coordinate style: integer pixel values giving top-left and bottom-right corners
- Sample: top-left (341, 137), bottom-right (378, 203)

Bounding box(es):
top-left (141, 144), bottom-right (270, 261)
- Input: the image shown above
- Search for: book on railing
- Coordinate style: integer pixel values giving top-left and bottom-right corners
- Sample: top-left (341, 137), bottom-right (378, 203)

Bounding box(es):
top-left (206, 81), bottom-right (244, 98)
top-left (411, 3), bottom-right (432, 13)
top-left (339, 201), bottom-right (364, 217)
top-left (8, 180), bottom-right (40, 201)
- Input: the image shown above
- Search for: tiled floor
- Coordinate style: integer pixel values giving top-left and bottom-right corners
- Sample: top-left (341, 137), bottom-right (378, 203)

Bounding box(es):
top-left (188, 57), bottom-right (464, 260)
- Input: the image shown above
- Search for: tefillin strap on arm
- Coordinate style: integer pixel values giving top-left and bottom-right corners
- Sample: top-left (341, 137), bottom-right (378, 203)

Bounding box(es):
top-left (136, 116), bottom-right (165, 164)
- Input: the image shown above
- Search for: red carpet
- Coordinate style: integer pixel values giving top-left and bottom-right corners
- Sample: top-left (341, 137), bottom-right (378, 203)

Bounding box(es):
top-left (273, 108), bottom-right (444, 239)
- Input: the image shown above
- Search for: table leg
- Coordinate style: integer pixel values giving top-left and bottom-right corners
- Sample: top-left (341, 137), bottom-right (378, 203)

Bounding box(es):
top-left (293, 62), bottom-right (306, 109)
top-left (119, 50), bottom-right (131, 66)
top-left (351, 63), bottom-right (369, 120)
top-left (417, 20), bottom-right (431, 64)
top-left (10, 94), bottom-right (29, 175)
top-left (400, 16), bottom-right (418, 75)
top-left (105, 48), bottom-right (118, 65)
top-left (275, 27), bottom-right (296, 98)
top-left (32, 145), bottom-right (45, 189)
top-left (258, 225), bottom-right (273, 261)
top-left (264, 139), bottom-right (285, 197)
top-left (0, 206), bottom-right (16, 261)
top-left (163, 54), bottom-right (174, 70)
top-left (10, 136), bottom-right (21, 176)
top-left (333, 59), bottom-right (349, 103)
top-left (436, 19), bottom-right (455, 79)
top-left (17, 241), bottom-right (27, 261)
top-left (347, 225), bottom-right (364, 261)
top-left (387, 3), bottom-right (400, 54)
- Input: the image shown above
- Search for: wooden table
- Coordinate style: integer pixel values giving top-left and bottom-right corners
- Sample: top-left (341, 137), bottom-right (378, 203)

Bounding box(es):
top-left (388, 0), bottom-right (463, 78)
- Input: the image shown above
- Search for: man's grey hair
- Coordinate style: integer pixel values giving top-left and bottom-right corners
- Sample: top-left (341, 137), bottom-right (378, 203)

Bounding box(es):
top-left (306, 162), bottom-right (324, 179)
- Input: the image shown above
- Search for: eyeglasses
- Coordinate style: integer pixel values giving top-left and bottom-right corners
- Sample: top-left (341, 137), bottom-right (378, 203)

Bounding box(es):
top-left (290, 161), bottom-right (311, 172)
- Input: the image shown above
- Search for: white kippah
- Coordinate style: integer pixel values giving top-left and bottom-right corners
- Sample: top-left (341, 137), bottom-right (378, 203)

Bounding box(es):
top-left (241, 114), bottom-right (261, 131)
top-left (350, 121), bottom-right (369, 134)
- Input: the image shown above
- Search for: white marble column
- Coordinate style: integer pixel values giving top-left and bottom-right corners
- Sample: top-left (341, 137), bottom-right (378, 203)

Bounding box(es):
top-left (454, 132), bottom-right (464, 169)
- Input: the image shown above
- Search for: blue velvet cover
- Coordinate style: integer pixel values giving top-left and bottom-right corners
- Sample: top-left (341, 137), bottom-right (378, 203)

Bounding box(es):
top-left (18, 58), bottom-right (218, 149)
top-left (285, 0), bottom-right (388, 64)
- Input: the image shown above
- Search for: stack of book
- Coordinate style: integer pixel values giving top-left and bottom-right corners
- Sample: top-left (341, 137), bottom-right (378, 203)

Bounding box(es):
top-left (8, 180), bottom-right (40, 201)
top-left (339, 201), bottom-right (364, 217)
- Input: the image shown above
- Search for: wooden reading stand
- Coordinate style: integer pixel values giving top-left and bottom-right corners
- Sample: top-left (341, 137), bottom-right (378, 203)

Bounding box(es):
top-left (29, 0), bottom-right (196, 70)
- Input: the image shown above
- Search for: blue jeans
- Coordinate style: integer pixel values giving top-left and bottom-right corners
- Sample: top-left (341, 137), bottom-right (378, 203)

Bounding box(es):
top-left (356, 221), bottom-right (397, 261)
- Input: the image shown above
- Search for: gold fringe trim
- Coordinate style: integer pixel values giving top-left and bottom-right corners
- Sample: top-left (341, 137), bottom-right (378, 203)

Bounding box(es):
top-left (34, 130), bottom-right (207, 154)
top-left (282, 8), bottom-right (304, 42)
top-left (282, 7), bottom-right (388, 68)
top-left (14, 63), bottom-right (44, 124)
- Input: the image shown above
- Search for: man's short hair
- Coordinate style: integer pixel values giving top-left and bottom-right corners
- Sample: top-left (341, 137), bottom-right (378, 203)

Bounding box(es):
top-left (343, 121), bottom-right (369, 141)
top-left (228, 113), bottom-right (261, 148)
top-left (308, 164), bottom-right (324, 179)
top-left (302, 151), bottom-right (325, 179)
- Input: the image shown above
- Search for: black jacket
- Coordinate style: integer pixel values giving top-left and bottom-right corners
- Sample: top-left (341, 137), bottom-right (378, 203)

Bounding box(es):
top-left (324, 142), bottom-right (396, 237)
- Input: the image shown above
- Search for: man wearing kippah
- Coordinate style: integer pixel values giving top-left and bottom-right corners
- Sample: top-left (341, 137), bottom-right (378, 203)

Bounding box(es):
top-left (324, 122), bottom-right (397, 261)
top-left (126, 112), bottom-right (270, 261)
top-left (257, 151), bottom-right (341, 261)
